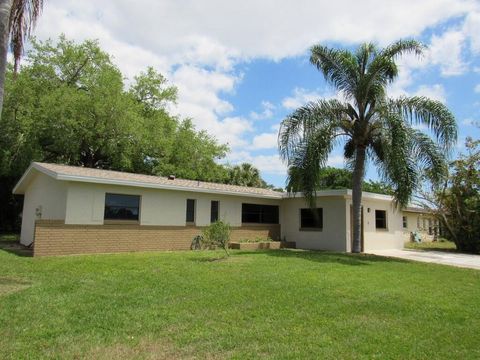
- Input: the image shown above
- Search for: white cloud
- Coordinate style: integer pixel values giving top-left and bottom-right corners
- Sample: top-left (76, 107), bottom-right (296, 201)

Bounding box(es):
top-left (327, 155), bottom-right (345, 167)
top-left (414, 84), bottom-right (447, 103)
top-left (462, 118), bottom-right (477, 126)
top-left (475, 84), bottom-right (480, 93)
top-left (282, 87), bottom-right (339, 109)
top-left (250, 101), bottom-right (275, 120)
top-left (252, 132), bottom-right (278, 149)
top-left (226, 151), bottom-right (287, 175)
top-left (428, 30), bottom-right (467, 76)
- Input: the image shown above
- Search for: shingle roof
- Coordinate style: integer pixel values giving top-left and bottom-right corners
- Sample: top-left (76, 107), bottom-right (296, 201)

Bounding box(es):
top-left (31, 162), bottom-right (284, 198)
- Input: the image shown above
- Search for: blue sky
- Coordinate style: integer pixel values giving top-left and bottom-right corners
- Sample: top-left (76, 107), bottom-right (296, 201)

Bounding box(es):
top-left (33, 0), bottom-right (480, 187)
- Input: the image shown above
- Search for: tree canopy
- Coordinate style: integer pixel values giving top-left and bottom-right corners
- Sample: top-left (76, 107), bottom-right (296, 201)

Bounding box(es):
top-left (0, 35), bottom-right (231, 180)
top-left (0, 35), bottom-right (274, 231)
top-left (287, 166), bottom-right (393, 195)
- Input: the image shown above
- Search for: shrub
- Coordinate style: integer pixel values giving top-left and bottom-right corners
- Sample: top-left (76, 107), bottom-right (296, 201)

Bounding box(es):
top-left (202, 220), bottom-right (231, 256)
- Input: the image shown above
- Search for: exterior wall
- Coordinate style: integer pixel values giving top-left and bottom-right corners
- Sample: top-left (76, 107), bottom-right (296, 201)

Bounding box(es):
top-left (402, 212), bottom-right (437, 242)
top-left (345, 197), bottom-right (404, 252)
top-left (33, 220), bottom-right (280, 256)
top-left (20, 172), bottom-right (67, 245)
top-left (281, 196), bottom-right (348, 251)
top-left (64, 182), bottom-right (282, 228)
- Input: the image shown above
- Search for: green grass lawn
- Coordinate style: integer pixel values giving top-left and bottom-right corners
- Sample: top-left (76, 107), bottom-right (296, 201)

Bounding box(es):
top-left (0, 248), bottom-right (479, 359)
top-left (405, 240), bottom-right (457, 252)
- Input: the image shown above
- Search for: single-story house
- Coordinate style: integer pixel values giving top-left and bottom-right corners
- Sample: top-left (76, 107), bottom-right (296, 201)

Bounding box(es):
top-left (13, 162), bottom-right (431, 256)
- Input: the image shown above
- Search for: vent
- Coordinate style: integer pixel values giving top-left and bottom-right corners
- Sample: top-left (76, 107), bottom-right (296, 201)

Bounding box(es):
top-left (168, 175), bottom-right (176, 180)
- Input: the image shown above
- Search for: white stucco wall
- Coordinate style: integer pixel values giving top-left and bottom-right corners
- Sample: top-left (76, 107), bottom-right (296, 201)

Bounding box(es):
top-left (402, 211), bottom-right (437, 242)
top-left (64, 182), bottom-right (282, 227)
top-left (20, 172), bottom-right (67, 245)
top-left (345, 197), bottom-right (404, 252)
top-left (281, 196), bottom-right (348, 251)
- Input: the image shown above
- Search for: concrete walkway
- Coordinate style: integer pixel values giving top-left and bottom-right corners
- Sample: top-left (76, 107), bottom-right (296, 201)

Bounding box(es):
top-left (369, 249), bottom-right (480, 270)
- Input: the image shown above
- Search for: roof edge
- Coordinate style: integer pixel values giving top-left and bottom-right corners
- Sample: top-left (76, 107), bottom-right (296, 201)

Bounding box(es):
top-left (12, 162), bottom-right (59, 194)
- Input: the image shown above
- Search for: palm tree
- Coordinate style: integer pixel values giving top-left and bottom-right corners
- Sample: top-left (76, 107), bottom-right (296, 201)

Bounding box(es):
top-left (278, 40), bottom-right (457, 253)
top-left (227, 163), bottom-right (266, 188)
top-left (0, 0), bottom-right (43, 115)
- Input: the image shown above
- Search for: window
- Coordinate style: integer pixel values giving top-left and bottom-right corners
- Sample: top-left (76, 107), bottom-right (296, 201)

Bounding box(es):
top-left (104, 193), bottom-right (140, 221)
top-left (300, 208), bottom-right (323, 229)
top-left (186, 199), bottom-right (196, 223)
top-left (375, 210), bottom-right (387, 229)
top-left (211, 200), bottom-right (219, 223)
top-left (241, 203), bottom-right (279, 224)
top-left (402, 216), bottom-right (408, 229)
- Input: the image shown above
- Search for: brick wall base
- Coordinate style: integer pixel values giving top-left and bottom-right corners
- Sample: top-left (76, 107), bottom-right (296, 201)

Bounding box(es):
top-left (33, 220), bottom-right (281, 256)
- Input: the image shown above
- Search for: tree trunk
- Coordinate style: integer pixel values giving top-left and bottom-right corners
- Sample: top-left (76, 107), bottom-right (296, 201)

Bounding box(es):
top-left (0, 0), bottom-right (13, 118)
top-left (351, 146), bottom-right (366, 253)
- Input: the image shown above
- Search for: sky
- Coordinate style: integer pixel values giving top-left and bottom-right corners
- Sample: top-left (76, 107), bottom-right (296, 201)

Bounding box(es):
top-left (32, 0), bottom-right (480, 187)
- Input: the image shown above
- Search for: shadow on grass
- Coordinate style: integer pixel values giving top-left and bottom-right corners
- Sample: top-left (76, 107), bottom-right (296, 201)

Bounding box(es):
top-left (0, 235), bottom-right (33, 257)
top-left (191, 249), bottom-right (410, 266)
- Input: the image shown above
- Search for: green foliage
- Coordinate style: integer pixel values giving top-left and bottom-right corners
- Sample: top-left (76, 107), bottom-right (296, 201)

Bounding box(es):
top-left (279, 40), bottom-right (456, 207)
top-left (202, 220), bottom-right (232, 255)
top-left (0, 35), bottom-right (228, 179)
top-left (287, 166), bottom-right (393, 195)
top-left (226, 163), bottom-right (267, 188)
top-left (238, 236), bottom-right (273, 243)
top-left (439, 138), bottom-right (480, 254)
top-left (0, 35), bottom-right (275, 231)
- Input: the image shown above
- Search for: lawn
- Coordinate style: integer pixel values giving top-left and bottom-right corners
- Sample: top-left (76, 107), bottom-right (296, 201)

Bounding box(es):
top-left (0, 247), bottom-right (479, 359)
top-left (405, 240), bottom-right (457, 252)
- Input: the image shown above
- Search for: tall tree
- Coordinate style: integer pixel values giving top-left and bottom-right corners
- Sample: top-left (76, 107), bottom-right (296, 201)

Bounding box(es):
top-left (0, 0), bottom-right (43, 116)
top-left (279, 40), bottom-right (457, 253)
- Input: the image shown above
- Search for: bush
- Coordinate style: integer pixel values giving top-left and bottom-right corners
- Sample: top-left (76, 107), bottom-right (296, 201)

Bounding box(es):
top-left (202, 220), bottom-right (231, 256)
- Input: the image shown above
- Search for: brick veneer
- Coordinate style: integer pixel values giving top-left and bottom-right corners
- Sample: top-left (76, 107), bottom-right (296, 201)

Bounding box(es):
top-left (33, 220), bottom-right (281, 256)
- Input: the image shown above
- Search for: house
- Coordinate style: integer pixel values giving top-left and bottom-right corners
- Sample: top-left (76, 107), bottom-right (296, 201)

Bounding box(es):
top-left (13, 162), bottom-right (429, 256)
top-left (402, 207), bottom-right (442, 242)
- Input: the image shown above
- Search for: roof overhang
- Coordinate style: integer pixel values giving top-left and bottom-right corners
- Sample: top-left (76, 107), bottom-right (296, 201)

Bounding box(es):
top-left (13, 163), bottom-right (396, 203)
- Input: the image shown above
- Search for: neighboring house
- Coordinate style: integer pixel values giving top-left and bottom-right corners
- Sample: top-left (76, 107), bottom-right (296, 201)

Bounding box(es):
top-left (402, 207), bottom-right (442, 242)
top-left (13, 162), bottom-right (429, 256)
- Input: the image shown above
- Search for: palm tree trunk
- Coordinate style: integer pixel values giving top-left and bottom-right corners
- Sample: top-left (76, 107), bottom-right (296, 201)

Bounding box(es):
top-left (352, 146), bottom-right (366, 253)
top-left (0, 0), bottom-right (13, 118)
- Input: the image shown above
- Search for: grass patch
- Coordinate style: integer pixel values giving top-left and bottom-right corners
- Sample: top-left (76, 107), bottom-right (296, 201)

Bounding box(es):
top-left (0, 233), bottom-right (19, 242)
top-left (405, 240), bottom-right (457, 252)
top-left (0, 248), bottom-right (479, 359)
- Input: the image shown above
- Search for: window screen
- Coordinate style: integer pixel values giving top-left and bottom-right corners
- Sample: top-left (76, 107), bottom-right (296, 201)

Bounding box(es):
top-left (241, 203), bottom-right (279, 224)
top-left (211, 201), bottom-right (219, 223)
top-left (375, 210), bottom-right (387, 229)
top-left (186, 199), bottom-right (196, 223)
top-left (300, 208), bottom-right (323, 229)
top-left (402, 216), bottom-right (408, 228)
top-left (104, 193), bottom-right (140, 221)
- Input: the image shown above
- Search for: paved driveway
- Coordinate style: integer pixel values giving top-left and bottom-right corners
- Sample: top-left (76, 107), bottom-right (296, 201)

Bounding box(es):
top-left (369, 249), bottom-right (480, 270)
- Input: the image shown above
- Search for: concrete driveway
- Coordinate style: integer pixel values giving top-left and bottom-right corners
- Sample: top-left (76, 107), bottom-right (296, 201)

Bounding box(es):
top-left (369, 249), bottom-right (480, 270)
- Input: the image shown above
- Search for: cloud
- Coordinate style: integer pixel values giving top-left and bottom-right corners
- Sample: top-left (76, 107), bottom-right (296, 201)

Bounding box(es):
top-left (282, 87), bottom-right (338, 109)
top-left (462, 118), bottom-right (477, 126)
top-left (226, 151), bottom-right (287, 175)
top-left (252, 132), bottom-right (278, 149)
top-left (475, 84), bottom-right (480, 93)
top-left (327, 155), bottom-right (345, 167)
top-left (428, 30), bottom-right (467, 76)
top-left (414, 84), bottom-right (447, 103)
top-left (250, 101), bottom-right (275, 120)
